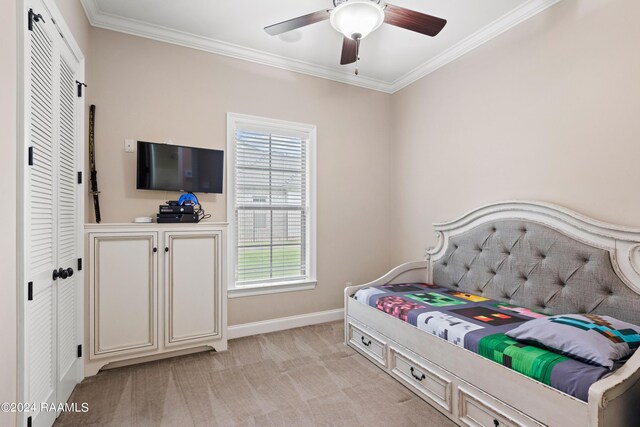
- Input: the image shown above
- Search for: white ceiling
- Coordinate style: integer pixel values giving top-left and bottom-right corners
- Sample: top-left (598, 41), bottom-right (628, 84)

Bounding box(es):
top-left (81, 0), bottom-right (561, 93)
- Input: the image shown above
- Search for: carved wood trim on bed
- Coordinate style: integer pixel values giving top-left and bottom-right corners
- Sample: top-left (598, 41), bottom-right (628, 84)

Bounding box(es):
top-left (345, 200), bottom-right (640, 427)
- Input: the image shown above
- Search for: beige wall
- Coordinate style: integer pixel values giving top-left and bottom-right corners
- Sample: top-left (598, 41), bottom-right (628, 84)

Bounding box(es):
top-left (390, 0), bottom-right (640, 264)
top-left (0, 0), bottom-right (17, 424)
top-left (87, 28), bottom-right (394, 324)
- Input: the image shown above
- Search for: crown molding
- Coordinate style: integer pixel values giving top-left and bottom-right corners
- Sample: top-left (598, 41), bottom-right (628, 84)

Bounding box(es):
top-left (389, 0), bottom-right (562, 92)
top-left (81, 0), bottom-right (561, 94)
top-left (79, 0), bottom-right (394, 93)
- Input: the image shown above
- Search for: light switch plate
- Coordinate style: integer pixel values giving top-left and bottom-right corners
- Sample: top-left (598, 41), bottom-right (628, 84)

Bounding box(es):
top-left (124, 139), bottom-right (136, 153)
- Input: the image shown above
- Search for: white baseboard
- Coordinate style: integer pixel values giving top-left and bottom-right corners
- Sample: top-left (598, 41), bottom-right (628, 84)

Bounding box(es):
top-left (227, 308), bottom-right (344, 340)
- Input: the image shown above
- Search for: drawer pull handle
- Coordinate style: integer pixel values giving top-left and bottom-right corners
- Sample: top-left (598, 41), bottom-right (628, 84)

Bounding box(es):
top-left (361, 336), bottom-right (372, 347)
top-left (493, 420), bottom-right (500, 427)
top-left (410, 367), bottom-right (426, 381)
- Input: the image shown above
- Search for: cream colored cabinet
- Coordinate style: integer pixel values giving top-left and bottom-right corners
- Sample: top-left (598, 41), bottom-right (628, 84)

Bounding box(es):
top-left (164, 230), bottom-right (222, 347)
top-left (85, 223), bottom-right (227, 376)
top-left (89, 232), bottom-right (158, 357)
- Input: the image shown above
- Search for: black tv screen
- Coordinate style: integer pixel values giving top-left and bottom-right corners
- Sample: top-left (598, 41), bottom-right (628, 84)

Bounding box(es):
top-left (136, 141), bottom-right (224, 194)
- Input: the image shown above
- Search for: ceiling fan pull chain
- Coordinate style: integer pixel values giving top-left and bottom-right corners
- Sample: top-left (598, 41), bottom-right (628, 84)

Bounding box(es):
top-left (355, 36), bottom-right (360, 75)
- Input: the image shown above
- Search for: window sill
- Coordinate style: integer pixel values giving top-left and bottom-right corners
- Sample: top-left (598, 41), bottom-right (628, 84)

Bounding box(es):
top-left (228, 279), bottom-right (317, 298)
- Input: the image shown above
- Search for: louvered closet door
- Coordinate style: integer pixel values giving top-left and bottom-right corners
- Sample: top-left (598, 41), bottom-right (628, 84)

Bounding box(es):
top-left (56, 43), bottom-right (81, 405)
top-left (25, 9), bottom-right (59, 427)
top-left (24, 1), bottom-right (83, 425)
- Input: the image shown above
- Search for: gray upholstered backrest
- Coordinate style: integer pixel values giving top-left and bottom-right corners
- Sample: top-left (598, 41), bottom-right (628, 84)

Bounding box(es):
top-left (433, 220), bottom-right (640, 325)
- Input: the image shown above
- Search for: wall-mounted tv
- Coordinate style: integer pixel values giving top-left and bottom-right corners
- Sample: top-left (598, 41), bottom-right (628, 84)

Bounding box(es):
top-left (136, 141), bottom-right (224, 194)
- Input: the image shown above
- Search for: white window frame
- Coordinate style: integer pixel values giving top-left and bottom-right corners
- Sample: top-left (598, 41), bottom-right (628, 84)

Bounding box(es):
top-left (226, 113), bottom-right (317, 298)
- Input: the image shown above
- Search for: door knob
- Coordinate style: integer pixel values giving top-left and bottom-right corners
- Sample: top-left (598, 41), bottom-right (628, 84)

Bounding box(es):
top-left (53, 267), bottom-right (74, 280)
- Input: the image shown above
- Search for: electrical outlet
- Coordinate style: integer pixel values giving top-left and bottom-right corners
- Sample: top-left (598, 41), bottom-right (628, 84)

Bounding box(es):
top-left (124, 139), bottom-right (136, 153)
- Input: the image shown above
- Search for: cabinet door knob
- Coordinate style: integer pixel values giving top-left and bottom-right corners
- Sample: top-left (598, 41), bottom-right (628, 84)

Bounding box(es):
top-left (52, 269), bottom-right (59, 280)
top-left (165, 247), bottom-right (169, 253)
top-left (66, 267), bottom-right (74, 277)
top-left (58, 267), bottom-right (69, 280)
top-left (153, 247), bottom-right (157, 253)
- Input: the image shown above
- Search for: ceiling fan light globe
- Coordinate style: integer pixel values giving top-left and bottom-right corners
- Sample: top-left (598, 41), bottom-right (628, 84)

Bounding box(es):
top-left (330, 0), bottom-right (385, 40)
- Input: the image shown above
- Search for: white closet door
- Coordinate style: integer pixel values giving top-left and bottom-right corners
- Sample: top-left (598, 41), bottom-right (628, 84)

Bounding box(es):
top-left (23, 1), bottom-right (84, 425)
top-left (56, 45), bottom-right (81, 405)
top-left (25, 9), bottom-right (58, 427)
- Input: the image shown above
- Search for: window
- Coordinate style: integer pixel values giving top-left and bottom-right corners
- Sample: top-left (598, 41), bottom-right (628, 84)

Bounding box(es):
top-left (227, 113), bottom-right (316, 297)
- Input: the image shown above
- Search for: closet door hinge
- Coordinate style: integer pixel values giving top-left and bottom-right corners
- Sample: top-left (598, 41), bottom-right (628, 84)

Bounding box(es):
top-left (28, 9), bottom-right (45, 32)
top-left (77, 258), bottom-right (83, 271)
top-left (27, 282), bottom-right (33, 301)
top-left (77, 344), bottom-right (83, 358)
top-left (76, 81), bottom-right (87, 97)
top-left (77, 171), bottom-right (82, 184)
top-left (28, 147), bottom-right (33, 166)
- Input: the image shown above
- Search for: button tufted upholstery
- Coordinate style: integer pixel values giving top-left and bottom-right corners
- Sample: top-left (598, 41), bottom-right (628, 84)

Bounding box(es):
top-left (433, 220), bottom-right (640, 325)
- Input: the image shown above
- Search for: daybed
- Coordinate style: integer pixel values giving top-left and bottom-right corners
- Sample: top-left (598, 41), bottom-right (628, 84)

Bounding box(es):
top-left (344, 201), bottom-right (640, 427)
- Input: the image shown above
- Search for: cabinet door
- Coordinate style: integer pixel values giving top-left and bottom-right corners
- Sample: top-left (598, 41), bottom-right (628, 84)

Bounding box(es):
top-left (164, 231), bottom-right (221, 347)
top-left (90, 232), bottom-right (158, 357)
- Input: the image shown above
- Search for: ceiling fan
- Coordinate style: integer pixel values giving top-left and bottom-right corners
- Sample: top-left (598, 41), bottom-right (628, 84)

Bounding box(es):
top-left (264, 0), bottom-right (447, 74)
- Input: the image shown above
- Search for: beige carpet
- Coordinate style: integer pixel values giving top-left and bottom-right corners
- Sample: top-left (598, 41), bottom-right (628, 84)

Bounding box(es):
top-left (55, 321), bottom-right (456, 426)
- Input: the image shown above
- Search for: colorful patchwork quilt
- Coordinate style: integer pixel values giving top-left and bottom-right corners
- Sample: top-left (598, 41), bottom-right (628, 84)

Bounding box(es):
top-left (353, 283), bottom-right (609, 401)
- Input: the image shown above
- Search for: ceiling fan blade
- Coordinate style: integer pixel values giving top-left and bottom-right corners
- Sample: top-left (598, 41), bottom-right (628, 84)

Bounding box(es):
top-left (383, 3), bottom-right (447, 37)
top-left (264, 9), bottom-right (331, 36)
top-left (340, 36), bottom-right (358, 65)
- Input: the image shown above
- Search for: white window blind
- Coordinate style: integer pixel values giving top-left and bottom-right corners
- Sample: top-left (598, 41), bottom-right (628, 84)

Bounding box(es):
top-left (233, 127), bottom-right (309, 286)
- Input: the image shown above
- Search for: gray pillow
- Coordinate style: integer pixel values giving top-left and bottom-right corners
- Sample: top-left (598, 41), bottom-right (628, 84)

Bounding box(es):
top-left (505, 314), bottom-right (640, 369)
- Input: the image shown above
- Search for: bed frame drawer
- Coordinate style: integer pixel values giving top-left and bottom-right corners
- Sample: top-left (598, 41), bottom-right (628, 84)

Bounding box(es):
top-left (390, 346), bottom-right (453, 413)
top-left (347, 322), bottom-right (387, 367)
top-left (458, 385), bottom-right (543, 427)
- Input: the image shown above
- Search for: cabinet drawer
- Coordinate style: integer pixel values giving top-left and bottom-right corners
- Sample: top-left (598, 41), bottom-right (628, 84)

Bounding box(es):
top-left (348, 322), bottom-right (387, 367)
top-left (458, 386), bottom-right (543, 427)
top-left (390, 346), bottom-right (452, 413)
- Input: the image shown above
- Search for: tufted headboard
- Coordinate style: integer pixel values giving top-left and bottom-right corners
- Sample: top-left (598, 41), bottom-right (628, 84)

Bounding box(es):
top-left (427, 202), bottom-right (640, 326)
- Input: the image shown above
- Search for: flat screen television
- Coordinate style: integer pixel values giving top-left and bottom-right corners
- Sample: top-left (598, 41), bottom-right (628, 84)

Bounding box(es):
top-left (136, 141), bottom-right (224, 193)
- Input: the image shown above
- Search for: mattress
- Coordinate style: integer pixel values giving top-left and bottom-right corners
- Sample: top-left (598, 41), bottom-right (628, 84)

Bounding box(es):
top-left (353, 283), bottom-right (610, 401)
